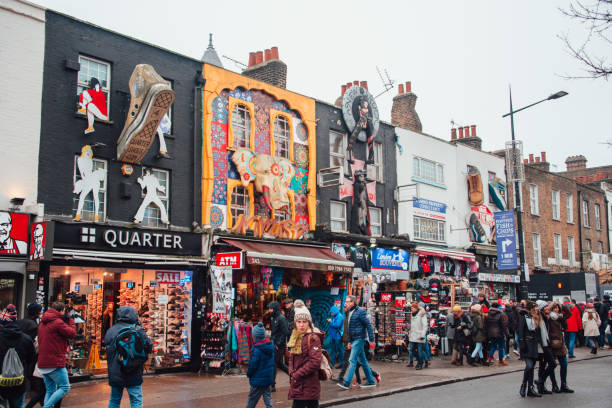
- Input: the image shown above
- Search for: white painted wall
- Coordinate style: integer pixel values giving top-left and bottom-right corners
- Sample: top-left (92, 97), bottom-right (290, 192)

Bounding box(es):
top-left (0, 0), bottom-right (45, 211)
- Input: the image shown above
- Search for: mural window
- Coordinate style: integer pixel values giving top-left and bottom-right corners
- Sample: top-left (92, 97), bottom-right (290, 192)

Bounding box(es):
top-left (330, 201), bottom-right (347, 232)
top-left (413, 157), bottom-right (443, 185)
top-left (273, 115), bottom-right (291, 159)
top-left (413, 216), bottom-right (445, 242)
top-left (566, 193), bottom-right (574, 223)
top-left (72, 157), bottom-right (107, 222)
top-left (532, 233), bottom-right (541, 266)
top-left (140, 168), bottom-right (169, 228)
top-left (231, 104), bottom-right (252, 148)
top-left (595, 204), bottom-right (601, 230)
top-left (329, 130), bottom-right (348, 173)
top-left (77, 56), bottom-right (111, 116)
top-left (583, 200), bottom-right (590, 227)
top-left (230, 186), bottom-right (251, 225)
top-left (366, 143), bottom-right (383, 182)
top-left (553, 233), bottom-right (562, 264)
top-left (369, 207), bottom-right (382, 236)
top-left (529, 184), bottom-right (539, 215)
top-left (274, 209), bottom-right (290, 222)
top-left (552, 190), bottom-right (560, 220)
top-left (585, 239), bottom-right (591, 251)
top-left (568, 236), bottom-right (575, 264)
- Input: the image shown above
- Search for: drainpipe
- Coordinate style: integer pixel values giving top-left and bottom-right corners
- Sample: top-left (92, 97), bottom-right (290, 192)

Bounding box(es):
top-left (194, 73), bottom-right (205, 225)
top-left (578, 189), bottom-right (584, 272)
top-left (605, 196), bottom-right (610, 254)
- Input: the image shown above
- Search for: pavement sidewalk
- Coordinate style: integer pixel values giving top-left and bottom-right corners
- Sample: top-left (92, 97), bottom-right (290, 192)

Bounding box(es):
top-left (58, 347), bottom-right (611, 407)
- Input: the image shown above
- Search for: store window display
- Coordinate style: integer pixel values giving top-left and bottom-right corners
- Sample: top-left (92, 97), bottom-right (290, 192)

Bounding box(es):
top-left (48, 266), bottom-right (192, 377)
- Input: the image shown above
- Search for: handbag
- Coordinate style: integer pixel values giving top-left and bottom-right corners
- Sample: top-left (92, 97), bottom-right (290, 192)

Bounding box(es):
top-left (551, 339), bottom-right (562, 350)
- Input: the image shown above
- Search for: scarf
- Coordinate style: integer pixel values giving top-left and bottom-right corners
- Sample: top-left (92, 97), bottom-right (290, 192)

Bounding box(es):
top-left (287, 329), bottom-right (308, 355)
top-left (538, 318), bottom-right (549, 347)
top-left (525, 316), bottom-right (536, 331)
top-left (550, 311), bottom-right (559, 320)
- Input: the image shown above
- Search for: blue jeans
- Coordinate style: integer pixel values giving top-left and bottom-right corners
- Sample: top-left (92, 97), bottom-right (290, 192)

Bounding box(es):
top-left (471, 342), bottom-right (483, 359)
top-left (245, 385), bottom-right (272, 408)
top-left (108, 385), bottom-right (143, 408)
top-left (488, 338), bottom-right (505, 360)
top-left (514, 332), bottom-right (520, 350)
top-left (410, 342), bottom-right (426, 367)
top-left (42, 368), bottom-right (70, 408)
top-left (343, 338), bottom-right (374, 386)
top-left (0, 392), bottom-right (25, 408)
top-left (564, 332), bottom-right (576, 357)
top-left (327, 339), bottom-right (343, 367)
top-left (424, 340), bottom-right (431, 360)
top-left (556, 355), bottom-right (568, 384)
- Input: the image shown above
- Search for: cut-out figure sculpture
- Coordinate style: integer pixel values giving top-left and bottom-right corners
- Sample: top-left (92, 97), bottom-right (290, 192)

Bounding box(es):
top-left (74, 145), bottom-right (106, 222)
top-left (78, 78), bottom-right (108, 135)
top-left (347, 98), bottom-right (374, 164)
top-left (157, 113), bottom-right (171, 157)
top-left (0, 212), bottom-right (27, 254)
top-left (351, 170), bottom-right (372, 235)
top-left (134, 168), bottom-right (169, 224)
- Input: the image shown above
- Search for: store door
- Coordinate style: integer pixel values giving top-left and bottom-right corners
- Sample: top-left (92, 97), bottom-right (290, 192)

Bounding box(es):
top-left (0, 272), bottom-right (22, 312)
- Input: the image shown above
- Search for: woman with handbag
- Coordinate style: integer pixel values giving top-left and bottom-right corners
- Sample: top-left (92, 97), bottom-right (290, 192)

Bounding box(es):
top-left (517, 301), bottom-right (542, 398)
top-left (582, 303), bottom-right (601, 354)
top-left (547, 303), bottom-right (574, 393)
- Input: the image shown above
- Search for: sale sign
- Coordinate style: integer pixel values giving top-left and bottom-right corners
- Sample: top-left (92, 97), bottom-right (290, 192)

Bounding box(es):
top-left (215, 251), bottom-right (243, 269)
top-left (155, 271), bottom-right (181, 284)
top-left (380, 293), bottom-right (392, 303)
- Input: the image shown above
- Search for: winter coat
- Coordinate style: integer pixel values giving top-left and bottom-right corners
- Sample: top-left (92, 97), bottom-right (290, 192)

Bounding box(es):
top-left (471, 312), bottom-right (487, 343)
top-left (285, 305), bottom-right (296, 333)
top-left (37, 308), bottom-right (76, 369)
top-left (0, 322), bottom-right (36, 399)
top-left (104, 306), bottom-right (152, 388)
top-left (505, 306), bottom-right (518, 333)
top-left (289, 331), bottom-right (322, 401)
top-left (565, 304), bottom-right (582, 332)
top-left (408, 308), bottom-right (428, 343)
top-left (582, 309), bottom-right (601, 337)
top-left (594, 301), bottom-right (610, 324)
top-left (547, 314), bottom-right (568, 357)
top-left (445, 313), bottom-right (456, 340)
top-left (518, 312), bottom-right (541, 360)
top-left (452, 313), bottom-right (473, 343)
top-left (345, 306), bottom-right (374, 342)
top-left (16, 316), bottom-right (38, 340)
top-left (246, 339), bottom-right (274, 387)
top-left (327, 306), bottom-right (343, 342)
top-left (486, 308), bottom-right (508, 339)
top-left (268, 301), bottom-right (289, 347)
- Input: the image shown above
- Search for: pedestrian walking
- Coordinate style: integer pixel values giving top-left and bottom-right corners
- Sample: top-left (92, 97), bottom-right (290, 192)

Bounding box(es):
top-left (563, 298), bottom-right (581, 358)
top-left (486, 303), bottom-right (508, 366)
top-left (37, 302), bottom-right (76, 408)
top-left (287, 301), bottom-right (322, 408)
top-left (245, 322), bottom-right (274, 408)
top-left (445, 308), bottom-right (459, 364)
top-left (546, 302), bottom-right (574, 393)
top-left (593, 297), bottom-right (608, 349)
top-left (535, 300), bottom-right (556, 395)
top-left (408, 302), bottom-right (428, 370)
top-left (518, 301), bottom-right (542, 398)
top-left (104, 306), bottom-right (152, 408)
top-left (268, 301), bottom-right (289, 392)
top-left (325, 306), bottom-right (344, 368)
top-left (470, 304), bottom-right (487, 366)
top-left (450, 306), bottom-right (472, 366)
top-left (582, 303), bottom-right (601, 354)
top-left (0, 305), bottom-right (36, 408)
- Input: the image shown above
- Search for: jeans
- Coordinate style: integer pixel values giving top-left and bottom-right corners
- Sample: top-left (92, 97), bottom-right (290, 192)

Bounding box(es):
top-left (537, 347), bottom-right (557, 386)
top-left (488, 338), bottom-right (505, 361)
top-left (108, 385), bottom-right (143, 408)
top-left (245, 385), bottom-right (273, 408)
top-left (326, 339), bottom-right (343, 367)
top-left (522, 357), bottom-right (536, 386)
top-left (410, 342), bottom-right (426, 367)
top-left (514, 332), bottom-right (520, 350)
top-left (587, 336), bottom-right (599, 349)
top-left (0, 392), bottom-right (25, 408)
top-left (471, 342), bottom-right (483, 359)
top-left (564, 332), bottom-right (576, 356)
top-left (42, 368), bottom-right (70, 408)
top-left (342, 338), bottom-right (374, 386)
top-left (424, 340), bottom-right (431, 360)
top-left (555, 355), bottom-right (568, 385)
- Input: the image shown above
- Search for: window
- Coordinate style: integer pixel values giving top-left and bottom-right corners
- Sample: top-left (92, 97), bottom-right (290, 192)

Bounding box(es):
top-left (230, 103), bottom-right (252, 148)
top-left (583, 200), bottom-right (590, 227)
top-left (413, 157), bottom-right (444, 185)
top-left (598, 241), bottom-right (604, 254)
top-left (272, 112), bottom-right (291, 159)
top-left (413, 216), bottom-right (445, 242)
top-left (77, 56), bottom-right (111, 116)
top-left (230, 186), bottom-right (251, 225)
top-left (585, 239), bottom-right (591, 251)
top-left (568, 236), bottom-right (575, 265)
top-left (329, 130), bottom-right (348, 174)
top-left (552, 190), bottom-right (560, 220)
top-left (529, 184), bottom-right (539, 215)
top-left (532, 233), bottom-right (542, 266)
top-left (369, 207), bottom-right (382, 236)
top-left (554, 233), bottom-right (562, 264)
top-left (72, 156), bottom-right (107, 222)
top-left (366, 143), bottom-right (384, 182)
top-left (140, 168), bottom-right (169, 228)
top-left (330, 201), bottom-right (347, 232)
top-left (566, 193), bottom-right (574, 223)
top-left (595, 204), bottom-right (601, 230)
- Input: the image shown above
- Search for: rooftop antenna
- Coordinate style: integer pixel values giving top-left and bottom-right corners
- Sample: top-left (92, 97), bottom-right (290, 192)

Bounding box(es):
top-left (222, 55), bottom-right (248, 69)
top-left (374, 66), bottom-right (395, 98)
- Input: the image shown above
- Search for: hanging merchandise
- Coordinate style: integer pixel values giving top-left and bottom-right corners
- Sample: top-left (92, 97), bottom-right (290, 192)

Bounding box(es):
top-left (260, 266), bottom-right (272, 286)
top-left (271, 268), bottom-right (284, 290)
top-left (325, 272), bottom-right (334, 285)
top-left (300, 270), bottom-right (312, 287)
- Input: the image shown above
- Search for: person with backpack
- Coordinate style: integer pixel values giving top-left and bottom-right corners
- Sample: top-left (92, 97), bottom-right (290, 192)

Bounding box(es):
top-left (486, 303), bottom-right (508, 366)
top-left (37, 302), bottom-right (76, 408)
top-left (104, 306), bottom-right (152, 408)
top-left (0, 305), bottom-right (35, 408)
top-left (245, 322), bottom-right (274, 408)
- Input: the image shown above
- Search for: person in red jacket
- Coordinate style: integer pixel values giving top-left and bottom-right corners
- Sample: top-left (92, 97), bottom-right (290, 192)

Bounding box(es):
top-left (563, 298), bottom-right (582, 358)
top-left (37, 302), bottom-right (76, 408)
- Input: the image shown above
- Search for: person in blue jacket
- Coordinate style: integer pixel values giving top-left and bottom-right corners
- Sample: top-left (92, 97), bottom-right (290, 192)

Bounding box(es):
top-left (246, 322), bottom-right (274, 408)
top-left (326, 305), bottom-right (344, 368)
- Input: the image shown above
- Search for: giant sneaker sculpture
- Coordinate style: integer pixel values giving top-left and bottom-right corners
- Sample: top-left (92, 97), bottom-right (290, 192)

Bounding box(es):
top-left (117, 64), bottom-right (174, 163)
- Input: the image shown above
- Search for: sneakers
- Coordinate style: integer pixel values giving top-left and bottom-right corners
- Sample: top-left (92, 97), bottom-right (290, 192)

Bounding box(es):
top-left (360, 383), bottom-right (376, 389)
top-left (337, 383), bottom-right (350, 390)
top-left (513, 349), bottom-right (520, 356)
top-left (498, 360), bottom-right (508, 366)
top-left (117, 64), bottom-right (174, 163)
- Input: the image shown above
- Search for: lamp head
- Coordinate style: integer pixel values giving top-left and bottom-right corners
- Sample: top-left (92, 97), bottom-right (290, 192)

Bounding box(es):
top-left (548, 91), bottom-right (568, 100)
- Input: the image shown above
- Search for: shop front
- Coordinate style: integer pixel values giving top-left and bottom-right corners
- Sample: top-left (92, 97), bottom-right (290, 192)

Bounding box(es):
top-left (41, 221), bottom-right (206, 379)
top-left (473, 253), bottom-right (520, 303)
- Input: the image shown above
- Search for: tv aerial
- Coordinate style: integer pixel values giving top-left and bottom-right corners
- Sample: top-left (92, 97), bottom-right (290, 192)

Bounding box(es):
top-left (374, 66), bottom-right (395, 99)
top-left (222, 55), bottom-right (247, 69)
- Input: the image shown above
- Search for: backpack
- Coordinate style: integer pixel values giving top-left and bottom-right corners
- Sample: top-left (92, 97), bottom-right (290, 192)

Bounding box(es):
top-left (114, 325), bottom-right (147, 375)
top-left (0, 348), bottom-right (24, 387)
top-left (307, 334), bottom-right (333, 381)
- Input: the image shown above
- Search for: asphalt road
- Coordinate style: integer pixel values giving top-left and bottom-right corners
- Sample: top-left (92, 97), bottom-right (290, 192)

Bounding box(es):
top-left (344, 356), bottom-right (612, 408)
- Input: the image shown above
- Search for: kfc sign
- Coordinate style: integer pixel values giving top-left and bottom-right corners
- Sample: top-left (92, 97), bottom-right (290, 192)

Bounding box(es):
top-left (0, 212), bottom-right (28, 256)
top-left (155, 271), bottom-right (181, 284)
top-left (30, 222), bottom-right (54, 261)
top-left (215, 252), bottom-right (243, 269)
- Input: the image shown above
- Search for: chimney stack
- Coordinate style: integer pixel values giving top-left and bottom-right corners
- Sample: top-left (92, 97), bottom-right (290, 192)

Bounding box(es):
top-left (528, 151), bottom-right (551, 171)
top-left (243, 46), bottom-right (287, 89)
top-left (391, 80), bottom-right (422, 132)
top-left (565, 155), bottom-right (587, 171)
top-left (335, 80), bottom-right (370, 107)
top-left (450, 123), bottom-right (482, 150)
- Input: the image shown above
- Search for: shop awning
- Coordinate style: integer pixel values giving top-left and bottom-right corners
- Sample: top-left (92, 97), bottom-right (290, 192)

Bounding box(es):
top-left (416, 246), bottom-right (476, 263)
top-left (52, 248), bottom-right (207, 265)
top-left (222, 239), bottom-right (353, 274)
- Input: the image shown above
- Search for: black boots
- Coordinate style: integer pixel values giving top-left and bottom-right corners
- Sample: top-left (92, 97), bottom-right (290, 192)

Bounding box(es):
top-left (537, 381), bottom-right (553, 395)
top-left (520, 383), bottom-right (527, 397)
top-left (590, 347), bottom-right (597, 354)
top-left (468, 356), bottom-right (477, 367)
top-left (551, 378), bottom-right (561, 393)
top-left (527, 385), bottom-right (542, 398)
top-left (560, 383), bottom-right (575, 393)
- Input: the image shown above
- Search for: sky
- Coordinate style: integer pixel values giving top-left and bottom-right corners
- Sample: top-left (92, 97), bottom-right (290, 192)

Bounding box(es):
top-left (33, 0), bottom-right (612, 171)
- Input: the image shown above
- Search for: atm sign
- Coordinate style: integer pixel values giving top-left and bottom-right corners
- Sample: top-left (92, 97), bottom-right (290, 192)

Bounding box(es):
top-left (215, 251), bottom-right (243, 269)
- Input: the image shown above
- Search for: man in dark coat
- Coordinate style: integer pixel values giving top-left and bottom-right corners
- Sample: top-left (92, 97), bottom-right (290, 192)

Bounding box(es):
top-left (16, 302), bottom-right (42, 340)
top-left (593, 296), bottom-right (609, 347)
top-left (486, 303), bottom-right (509, 365)
top-left (268, 301), bottom-right (289, 391)
top-left (104, 306), bottom-right (152, 408)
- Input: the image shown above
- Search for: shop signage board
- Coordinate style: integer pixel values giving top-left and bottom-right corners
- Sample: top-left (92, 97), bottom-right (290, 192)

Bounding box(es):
top-left (413, 198), bottom-right (446, 221)
top-left (494, 210), bottom-right (517, 270)
top-left (29, 222), bottom-right (54, 261)
top-left (215, 252), bottom-right (243, 269)
top-left (478, 273), bottom-right (520, 283)
top-left (380, 293), bottom-right (392, 303)
top-left (211, 265), bottom-right (233, 315)
top-left (0, 211), bottom-right (29, 256)
top-left (155, 271), bottom-right (180, 284)
top-left (371, 248), bottom-right (409, 273)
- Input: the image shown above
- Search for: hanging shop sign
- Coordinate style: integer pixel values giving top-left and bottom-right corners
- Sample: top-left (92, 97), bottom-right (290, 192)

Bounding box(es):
top-left (478, 273), bottom-right (520, 283)
top-left (29, 222), bottom-right (54, 261)
top-left (413, 198), bottom-right (446, 221)
top-left (371, 248), bottom-right (409, 273)
top-left (155, 271), bottom-right (181, 284)
top-left (0, 211), bottom-right (29, 256)
top-left (215, 252), bottom-right (243, 269)
top-left (53, 222), bottom-right (202, 256)
top-left (494, 210), bottom-right (518, 270)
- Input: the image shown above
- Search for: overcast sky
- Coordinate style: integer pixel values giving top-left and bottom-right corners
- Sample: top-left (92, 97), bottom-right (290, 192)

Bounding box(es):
top-left (34, 0), bottom-right (611, 171)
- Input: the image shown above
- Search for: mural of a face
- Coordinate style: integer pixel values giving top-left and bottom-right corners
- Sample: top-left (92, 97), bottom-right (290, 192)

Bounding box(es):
top-left (0, 212), bottom-right (12, 247)
top-left (232, 148), bottom-right (295, 212)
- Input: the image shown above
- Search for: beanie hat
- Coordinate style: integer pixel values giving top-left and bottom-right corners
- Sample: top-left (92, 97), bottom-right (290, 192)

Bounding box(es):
top-left (536, 300), bottom-right (548, 311)
top-left (27, 302), bottom-right (42, 316)
top-left (252, 322), bottom-right (266, 343)
top-left (0, 304), bottom-right (17, 325)
top-left (482, 306), bottom-right (489, 313)
top-left (452, 305), bottom-right (462, 312)
top-left (471, 304), bottom-right (482, 312)
top-left (294, 299), bottom-right (312, 323)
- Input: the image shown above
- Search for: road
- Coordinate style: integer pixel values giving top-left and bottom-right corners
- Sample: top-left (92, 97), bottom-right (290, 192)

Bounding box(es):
top-left (344, 356), bottom-right (611, 408)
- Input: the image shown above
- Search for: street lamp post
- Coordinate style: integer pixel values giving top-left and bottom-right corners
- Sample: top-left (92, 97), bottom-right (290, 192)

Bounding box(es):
top-left (503, 87), bottom-right (568, 300)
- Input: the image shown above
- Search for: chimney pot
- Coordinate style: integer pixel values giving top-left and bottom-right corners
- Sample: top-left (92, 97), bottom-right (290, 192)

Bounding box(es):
top-left (529, 154), bottom-right (534, 163)
top-left (398, 84), bottom-right (404, 94)
top-left (458, 127), bottom-right (464, 138)
top-left (341, 84), bottom-right (347, 96)
top-left (541, 151), bottom-right (546, 162)
top-left (248, 52), bottom-right (256, 67)
top-left (360, 81), bottom-right (368, 90)
top-left (270, 46), bottom-right (279, 60)
top-left (535, 157), bottom-right (541, 163)
top-left (353, 80), bottom-right (359, 87)
top-left (264, 49), bottom-right (272, 61)
top-left (405, 81), bottom-right (411, 93)
top-left (346, 82), bottom-right (352, 89)
top-left (451, 128), bottom-right (457, 140)
top-left (470, 125), bottom-right (476, 137)
top-left (255, 51), bottom-right (264, 65)
top-left (461, 126), bottom-right (468, 137)
top-left (524, 159), bottom-right (529, 164)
